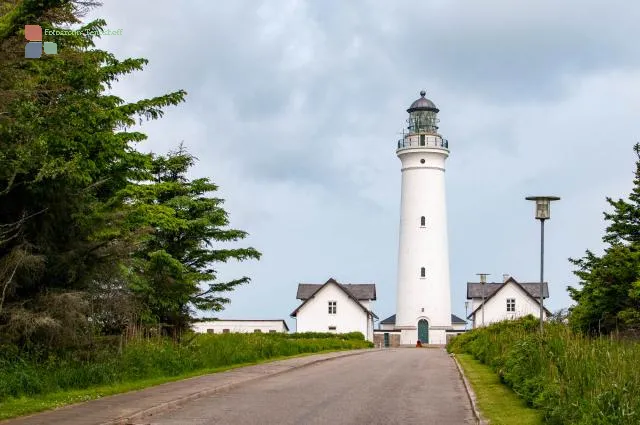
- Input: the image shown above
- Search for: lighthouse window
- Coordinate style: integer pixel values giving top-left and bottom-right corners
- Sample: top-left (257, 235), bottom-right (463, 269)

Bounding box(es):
top-left (420, 159), bottom-right (425, 164)
top-left (420, 267), bottom-right (426, 278)
top-left (420, 216), bottom-right (426, 227)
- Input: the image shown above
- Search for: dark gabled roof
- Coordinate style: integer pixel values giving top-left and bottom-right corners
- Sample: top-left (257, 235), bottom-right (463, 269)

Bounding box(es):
top-left (468, 278), bottom-right (552, 318)
top-left (297, 283), bottom-right (376, 301)
top-left (467, 277), bottom-right (548, 299)
top-left (290, 278), bottom-right (378, 319)
top-left (379, 313), bottom-right (466, 325)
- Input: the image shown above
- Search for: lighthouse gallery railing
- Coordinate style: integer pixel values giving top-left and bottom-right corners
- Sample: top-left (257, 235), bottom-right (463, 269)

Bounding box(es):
top-left (397, 135), bottom-right (449, 150)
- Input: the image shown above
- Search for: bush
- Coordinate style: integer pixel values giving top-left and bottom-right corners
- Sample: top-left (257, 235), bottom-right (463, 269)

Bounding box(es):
top-left (447, 316), bottom-right (640, 424)
top-left (0, 333), bottom-right (371, 402)
top-left (280, 331), bottom-right (366, 340)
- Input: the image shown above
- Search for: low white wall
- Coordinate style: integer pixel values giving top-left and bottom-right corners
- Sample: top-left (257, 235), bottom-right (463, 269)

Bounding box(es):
top-left (192, 320), bottom-right (288, 334)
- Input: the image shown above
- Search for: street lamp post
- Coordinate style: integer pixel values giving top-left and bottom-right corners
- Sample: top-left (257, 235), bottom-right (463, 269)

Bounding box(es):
top-left (476, 273), bottom-right (490, 327)
top-left (465, 301), bottom-right (470, 330)
top-left (525, 196), bottom-right (560, 334)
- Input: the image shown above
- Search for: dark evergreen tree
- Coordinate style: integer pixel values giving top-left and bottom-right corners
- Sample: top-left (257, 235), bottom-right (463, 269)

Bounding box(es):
top-left (568, 143), bottom-right (640, 334)
top-left (122, 144), bottom-right (261, 336)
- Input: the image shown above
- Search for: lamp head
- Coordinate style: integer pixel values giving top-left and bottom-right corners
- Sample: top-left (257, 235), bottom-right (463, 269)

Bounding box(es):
top-left (525, 196), bottom-right (560, 220)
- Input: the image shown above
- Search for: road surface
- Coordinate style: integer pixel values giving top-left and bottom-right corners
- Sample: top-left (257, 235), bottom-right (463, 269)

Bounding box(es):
top-left (141, 348), bottom-right (474, 425)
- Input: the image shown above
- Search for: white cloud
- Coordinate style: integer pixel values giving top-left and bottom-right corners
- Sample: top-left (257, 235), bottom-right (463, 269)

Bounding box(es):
top-left (84, 0), bottom-right (640, 325)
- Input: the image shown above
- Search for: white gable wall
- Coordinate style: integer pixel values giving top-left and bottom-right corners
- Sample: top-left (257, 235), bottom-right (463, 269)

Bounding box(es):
top-left (452, 322), bottom-right (466, 331)
top-left (472, 281), bottom-right (548, 327)
top-left (295, 282), bottom-right (372, 340)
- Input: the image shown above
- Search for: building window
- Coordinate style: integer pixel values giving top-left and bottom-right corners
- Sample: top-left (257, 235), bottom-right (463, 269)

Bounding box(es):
top-left (420, 267), bottom-right (426, 278)
top-left (506, 298), bottom-right (515, 312)
top-left (254, 329), bottom-right (262, 333)
top-left (206, 329), bottom-right (214, 334)
top-left (420, 216), bottom-right (426, 227)
top-left (328, 326), bottom-right (337, 331)
top-left (328, 301), bottom-right (337, 314)
top-left (222, 329), bottom-right (230, 333)
top-left (269, 330), bottom-right (277, 333)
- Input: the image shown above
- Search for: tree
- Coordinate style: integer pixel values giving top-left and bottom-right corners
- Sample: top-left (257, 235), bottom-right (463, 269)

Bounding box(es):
top-left (0, 0), bottom-right (260, 349)
top-left (568, 143), bottom-right (640, 334)
top-left (0, 0), bottom-right (186, 348)
top-left (122, 144), bottom-right (261, 337)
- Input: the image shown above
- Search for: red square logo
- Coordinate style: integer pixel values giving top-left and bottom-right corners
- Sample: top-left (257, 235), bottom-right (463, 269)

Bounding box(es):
top-left (25, 25), bottom-right (42, 41)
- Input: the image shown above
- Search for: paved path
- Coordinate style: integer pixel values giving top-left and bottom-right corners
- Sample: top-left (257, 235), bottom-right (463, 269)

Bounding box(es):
top-left (2, 349), bottom-right (474, 425)
top-left (142, 349), bottom-right (473, 425)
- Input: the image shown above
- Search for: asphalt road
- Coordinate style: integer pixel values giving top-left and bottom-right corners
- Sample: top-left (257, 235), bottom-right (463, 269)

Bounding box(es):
top-left (142, 349), bottom-right (475, 425)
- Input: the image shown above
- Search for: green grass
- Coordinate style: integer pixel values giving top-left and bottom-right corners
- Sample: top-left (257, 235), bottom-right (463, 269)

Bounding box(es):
top-left (456, 353), bottom-right (543, 425)
top-left (448, 316), bottom-right (640, 424)
top-left (0, 333), bottom-right (372, 420)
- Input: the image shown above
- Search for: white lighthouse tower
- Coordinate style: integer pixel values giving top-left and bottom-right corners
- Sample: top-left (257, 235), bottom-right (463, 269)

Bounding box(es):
top-left (394, 90), bottom-right (452, 345)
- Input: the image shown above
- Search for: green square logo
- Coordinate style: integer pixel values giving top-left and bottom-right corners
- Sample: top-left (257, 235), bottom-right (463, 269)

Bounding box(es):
top-left (43, 41), bottom-right (57, 54)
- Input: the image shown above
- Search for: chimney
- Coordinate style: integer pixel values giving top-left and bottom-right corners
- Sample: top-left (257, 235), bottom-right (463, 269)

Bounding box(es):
top-left (503, 274), bottom-right (509, 282)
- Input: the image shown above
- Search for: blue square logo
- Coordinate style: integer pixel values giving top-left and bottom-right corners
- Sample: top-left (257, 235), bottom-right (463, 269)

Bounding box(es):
top-left (25, 41), bottom-right (42, 58)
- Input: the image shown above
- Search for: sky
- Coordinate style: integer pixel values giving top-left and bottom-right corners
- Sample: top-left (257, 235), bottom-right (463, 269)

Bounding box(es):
top-left (80, 0), bottom-right (639, 329)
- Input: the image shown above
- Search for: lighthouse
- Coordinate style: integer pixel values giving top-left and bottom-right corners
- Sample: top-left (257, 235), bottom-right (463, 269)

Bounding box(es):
top-left (394, 91), bottom-right (452, 345)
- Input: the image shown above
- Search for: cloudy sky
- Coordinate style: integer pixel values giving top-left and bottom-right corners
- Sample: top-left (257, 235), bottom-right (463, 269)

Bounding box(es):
top-left (82, 1), bottom-right (639, 328)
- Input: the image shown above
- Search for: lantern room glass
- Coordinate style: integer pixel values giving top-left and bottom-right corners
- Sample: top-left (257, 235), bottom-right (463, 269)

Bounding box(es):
top-left (409, 110), bottom-right (439, 134)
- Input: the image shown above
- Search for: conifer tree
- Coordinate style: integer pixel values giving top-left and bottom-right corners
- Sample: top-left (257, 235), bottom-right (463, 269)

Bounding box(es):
top-left (568, 143), bottom-right (640, 334)
top-left (122, 144), bottom-right (261, 336)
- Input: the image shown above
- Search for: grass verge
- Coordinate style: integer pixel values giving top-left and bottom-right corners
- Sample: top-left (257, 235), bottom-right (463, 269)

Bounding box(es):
top-left (0, 348), bottom-right (360, 421)
top-left (456, 353), bottom-right (543, 425)
top-left (448, 316), bottom-right (640, 424)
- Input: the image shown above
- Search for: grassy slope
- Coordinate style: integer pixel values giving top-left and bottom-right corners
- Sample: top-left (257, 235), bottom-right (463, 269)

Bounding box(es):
top-left (448, 318), bottom-right (640, 424)
top-left (0, 348), bottom-right (358, 420)
top-left (457, 353), bottom-right (543, 425)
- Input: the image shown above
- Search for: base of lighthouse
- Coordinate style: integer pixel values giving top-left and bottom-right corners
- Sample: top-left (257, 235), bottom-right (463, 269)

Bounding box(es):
top-left (373, 313), bottom-right (460, 348)
top-left (396, 326), bottom-right (451, 346)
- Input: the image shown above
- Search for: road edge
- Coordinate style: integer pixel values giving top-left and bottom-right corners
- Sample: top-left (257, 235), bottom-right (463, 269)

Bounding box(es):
top-left (450, 353), bottom-right (488, 425)
top-left (104, 348), bottom-right (381, 425)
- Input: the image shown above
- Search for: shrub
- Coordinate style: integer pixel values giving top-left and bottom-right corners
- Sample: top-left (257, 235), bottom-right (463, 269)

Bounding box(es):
top-left (447, 317), bottom-right (640, 424)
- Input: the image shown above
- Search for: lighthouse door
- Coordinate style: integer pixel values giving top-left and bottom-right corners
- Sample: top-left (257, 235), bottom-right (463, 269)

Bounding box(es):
top-left (418, 319), bottom-right (429, 344)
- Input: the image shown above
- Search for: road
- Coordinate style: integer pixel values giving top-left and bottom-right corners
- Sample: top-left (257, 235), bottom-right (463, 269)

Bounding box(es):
top-left (141, 349), bottom-right (475, 425)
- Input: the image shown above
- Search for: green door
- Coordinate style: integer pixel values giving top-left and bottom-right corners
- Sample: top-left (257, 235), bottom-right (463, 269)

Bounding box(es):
top-left (383, 333), bottom-right (390, 347)
top-left (418, 319), bottom-right (429, 344)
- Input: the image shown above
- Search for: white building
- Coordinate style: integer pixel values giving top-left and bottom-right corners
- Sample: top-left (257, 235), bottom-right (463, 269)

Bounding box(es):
top-left (466, 275), bottom-right (550, 328)
top-left (290, 278), bottom-right (377, 341)
top-left (192, 319), bottom-right (289, 334)
top-left (376, 91), bottom-right (453, 346)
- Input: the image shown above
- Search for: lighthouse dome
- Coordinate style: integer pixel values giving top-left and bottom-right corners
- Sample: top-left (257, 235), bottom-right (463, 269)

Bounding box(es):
top-left (407, 90), bottom-right (439, 113)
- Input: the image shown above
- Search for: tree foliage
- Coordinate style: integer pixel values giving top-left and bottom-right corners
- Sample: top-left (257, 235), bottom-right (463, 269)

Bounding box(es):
top-left (568, 143), bottom-right (640, 334)
top-left (0, 0), bottom-right (260, 350)
top-left (123, 144), bottom-right (261, 335)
